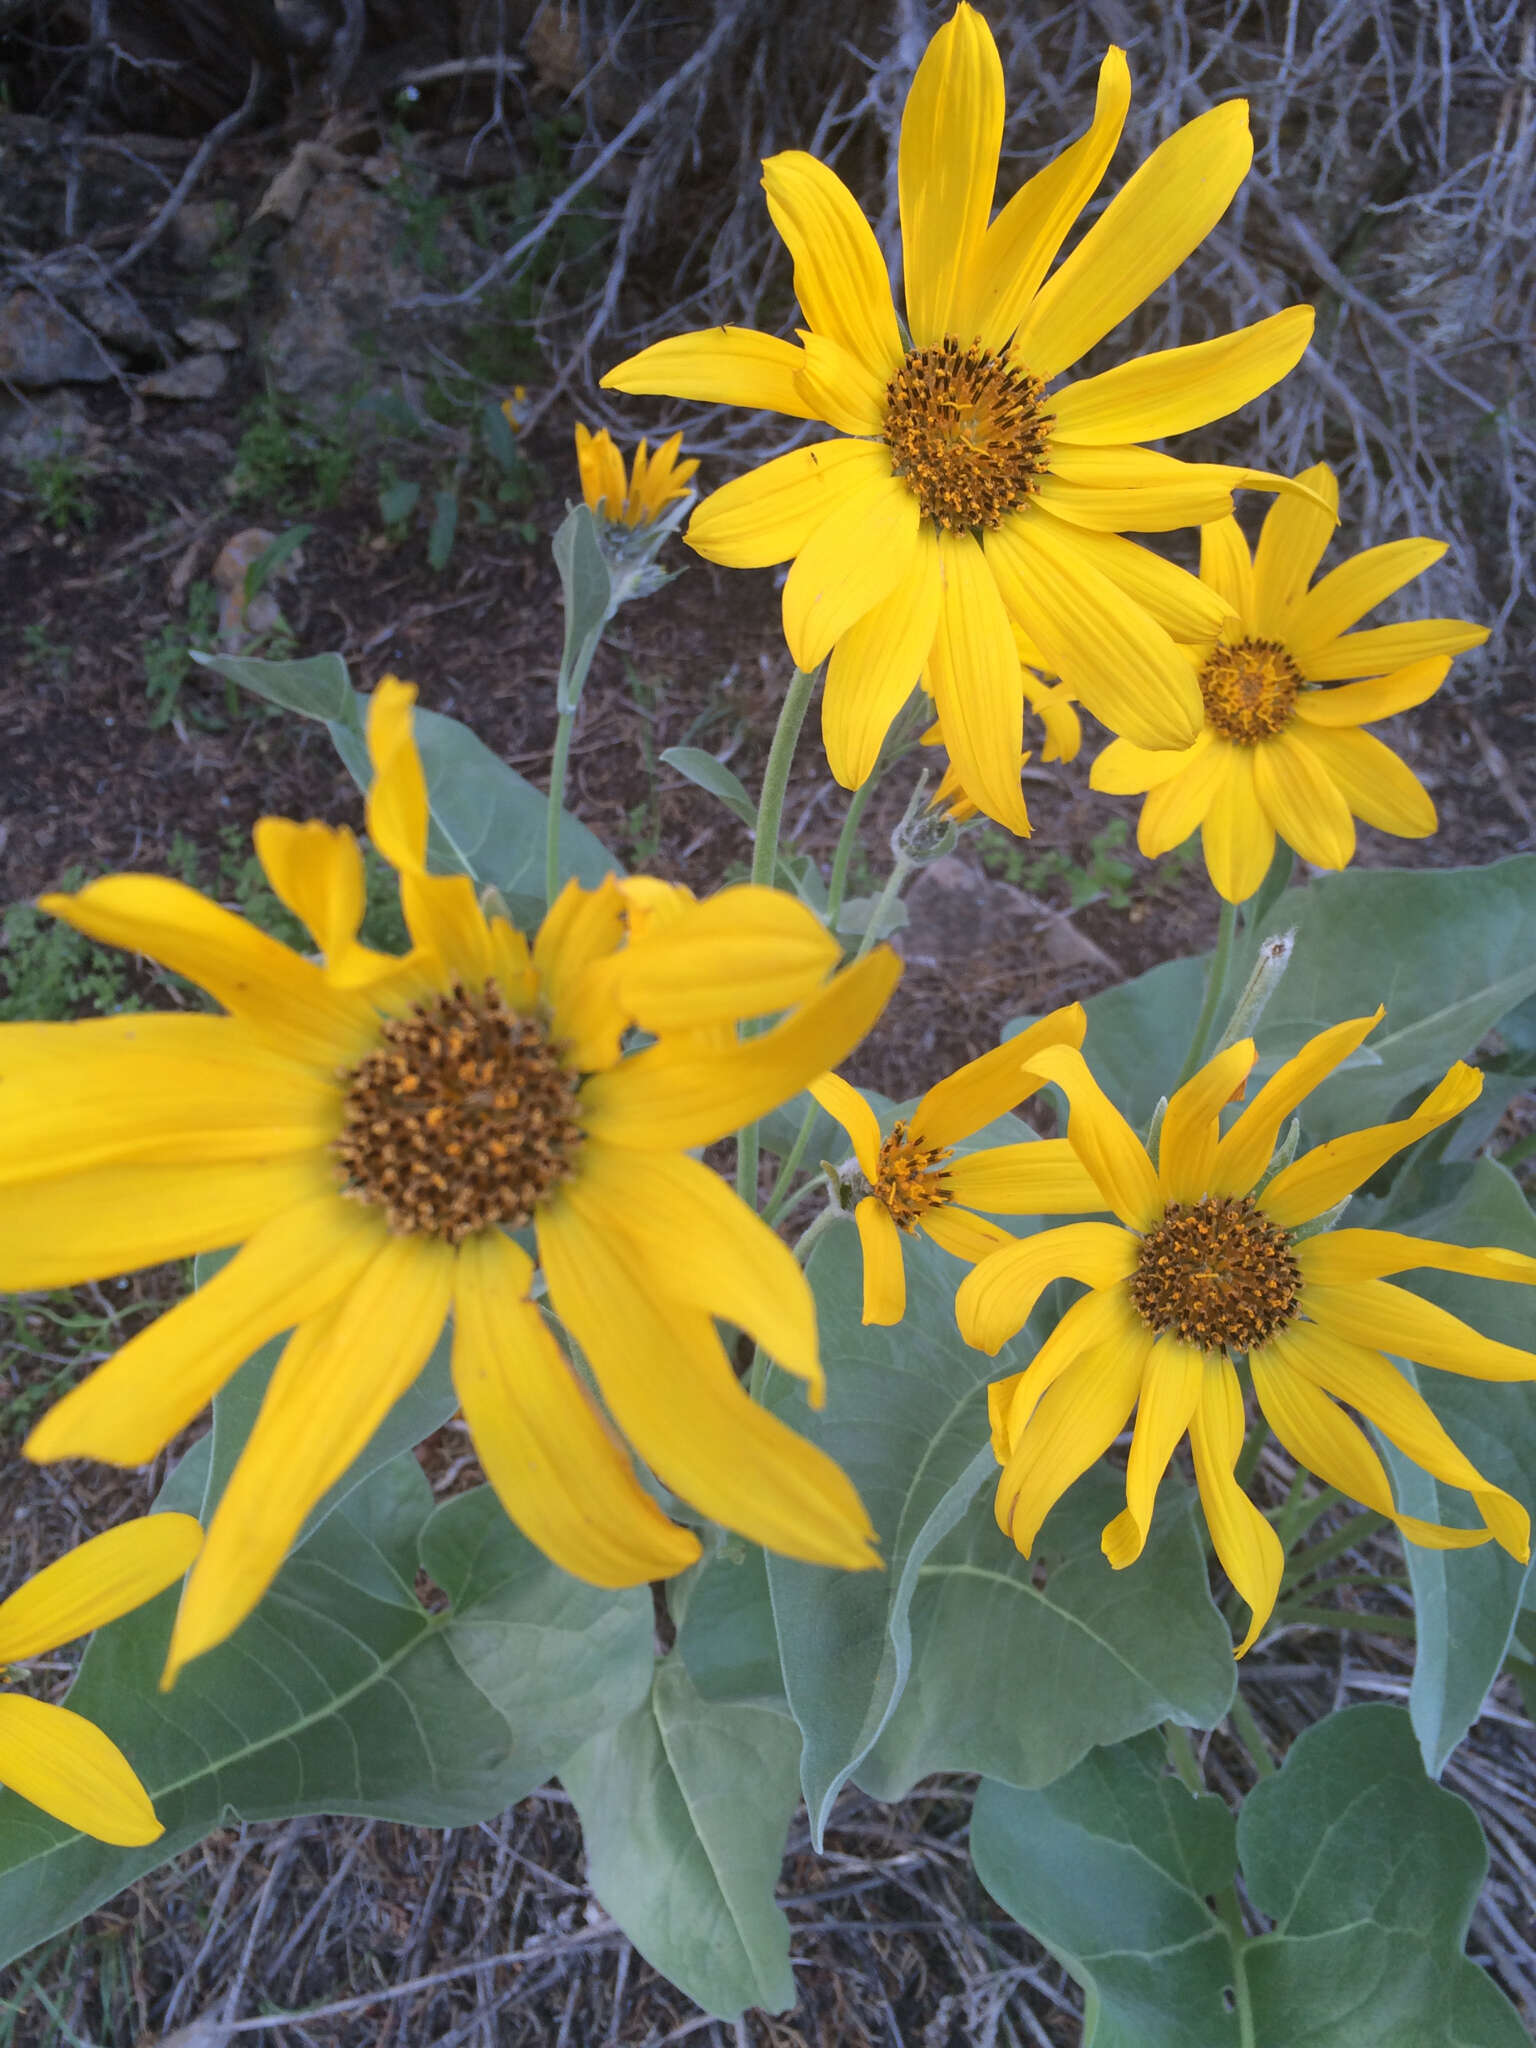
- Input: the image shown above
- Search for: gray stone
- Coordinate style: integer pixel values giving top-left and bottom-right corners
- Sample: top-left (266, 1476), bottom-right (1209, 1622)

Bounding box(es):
top-left (172, 198), bottom-right (238, 267)
top-left (175, 315), bottom-right (241, 352)
top-left (62, 284), bottom-right (162, 354)
top-left (0, 291), bottom-right (118, 386)
top-left (0, 389), bottom-right (89, 467)
top-left (140, 353), bottom-right (229, 400)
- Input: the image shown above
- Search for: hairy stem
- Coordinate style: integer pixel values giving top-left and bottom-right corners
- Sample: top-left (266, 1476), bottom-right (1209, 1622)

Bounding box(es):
top-left (1177, 898), bottom-right (1238, 1086)
top-left (544, 707), bottom-right (576, 907)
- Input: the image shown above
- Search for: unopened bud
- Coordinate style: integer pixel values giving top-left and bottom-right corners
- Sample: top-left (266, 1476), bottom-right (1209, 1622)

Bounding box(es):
top-left (1216, 928), bottom-right (1296, 1054)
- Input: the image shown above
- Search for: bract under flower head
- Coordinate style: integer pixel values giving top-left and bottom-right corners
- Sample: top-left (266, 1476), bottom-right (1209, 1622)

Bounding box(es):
top-left (575, 421), bottom-right (698, 527)
top-left (1091, 462), bottom-right (1489, 901)
top-left (12, 679), bottom-right (900, 1686)
top-left (957, 1019), bottom-right (1536, 1655)
top-left (603, 3), bottom-right (1317, 833)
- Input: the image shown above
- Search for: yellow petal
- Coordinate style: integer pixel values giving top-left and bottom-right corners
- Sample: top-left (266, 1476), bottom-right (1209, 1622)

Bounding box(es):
top-left (533, 876), bottom-right (627, 1070)
top-left (1291, 654), bottom-right (1450, 728)
top-left (1049, 309), bottom-right (1314, 445)
top-left (582, 948), bottom-right (900, 1153)
top-left (899, 0), bottom-right (1003, 347)
top-left (782, 470), bottom-right (921, 671)
top-left (538, 1193), bottom-right (879, 1569)
top-left (1103, 1335), bottom-right (1204, 1568)
top-left (1298, 617), bottom-right (1489, 683)
top-left (1296, 1228), bottom-right (1536, 1290)
top-left (856, 1195), bottom-right (908, 1326)
top-left (38, 876), bottom-right (376, 1070)
top-left (956, 1221), bottom-right (1140, 1356)
top-left (1246, 462), bottom-right (1340, 634)
top-left (0, 1154), bottom-right (333, 1293)
top-left (612, 883), bottom-right (839, 1033)
top-left (1284, 723), bottom-right (1436, 839)
top-left (822, 524), bottom-right (942, 787)
top-left (1013, 100), bottom-right (1253, 381)
top-left (1286, 537), bottom-right (1449, 656)
top-left (1187, 1354), bottom-right (1282, 1656)
top-left (1251, 726), bottom-right (1357, 869)
top-left (761, 150), bottom-right (903, 382)
top-left (1015, 1044), bottom-right (1162, 1229)
top-left (1052, 525), bottom-right (1236, 642)
top-left (1199, 515), bottom-right (1255, 617)
top-left (961, 47), bottom-right (1130, 352)
top-left (991, 1279), bottom-right (1145, 1449)
top-left (794, 328), bottom-right (890, 436)
top-left (1036, 452), bottom-right (1240, 533)
top-left (1300, 1278), bottom-right (1536, 1386)
top-left (601, 326), bottom-right (822, 421)
top-left (25, 1191), bottom-right (386, 1466)
top-left (1136, 735), bottom-right (1227, 857)
top-left (1091, 734), bottom-right (1202, 796)
top-left (944, 1139), bottom-right (1108, 1217)
top-left (1159, 1039), bottom-right (1257, 1202)
top-left (1262, 1061), bottom-right (1481, 1228)
top-left (251, 816), bottom-right (365, 966)
top-left (809, 1071), bottom-right (882, 1179)
top-left (996, 1320), bottom-right (1149, 1556)
top-left (987, 511), bottom-right (1204, 750)
top-left (0, 1696), bottom-right (162, 1845)
top-left (919, 1205), bottom-right (1016, 1264)
top-left (1022, 671), bottom-right (1083, 762)
top-left (925, 527), bottom-right (1030, 836)
top-left (1202, 747), bottom-right (1275, 904)
top-left (0, 1515), bottom-right (202, 1663)
top-left (0, 1013), bottom-right (337, 1186)
top-left (916, 1002), bottom-right (1086, 1148)
top-left (363, 674), bottom-right (428, 871)
top-left (452, 1231), bottom-right (699, 1587)
top-left (687, 439), bottom-right (890, 569)
top-left (1208, 1011), bottom-right (1384, 1198)
top-left (163, 1235), bottom-right (455, 1683)
top-left (575, 421), bottom-right (624, 517)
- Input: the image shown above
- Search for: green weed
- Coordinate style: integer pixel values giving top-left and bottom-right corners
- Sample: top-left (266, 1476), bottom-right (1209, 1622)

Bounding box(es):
top-left (230, 392), bottom-right (358, 513)
top-left (142, 579), bottom-right (221, 730)
top-left (22, 449), bottom-right (97, 533)
top-left (20, 622), bottom-right (70, 678)
top-left (975, 817), bottom-right (1198, 912)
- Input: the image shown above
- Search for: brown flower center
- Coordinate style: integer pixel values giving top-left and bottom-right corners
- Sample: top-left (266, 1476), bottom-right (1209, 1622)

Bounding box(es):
top-left (875, 1120), bottom-right (952, 1228)
top-left (1197, 637), bottom-right (1303, 744)
top-left (334, 982), bottom-right (583, 1243)
top-left (883, 337), bottom-right (1052, 531)
top-left (1130, 1195), bottom-right (1300, 1353)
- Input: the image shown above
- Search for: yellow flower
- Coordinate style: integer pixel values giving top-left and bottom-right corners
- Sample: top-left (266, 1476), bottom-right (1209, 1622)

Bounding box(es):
top-left (575, 421), bottom-right (698, 527)
top-left (1091, 463), bottom-right (1489, 901)
top-left (923, 622), bottom-right (1082, 820)
top-left (957, 1019), bottom-right (1535, 1653)
top-left (13, 680), bottom-right (900, 1685)
top-left (0, 1515), bottom-right (201, 1843)
top-left (812, 1006), bottom-right (1104, 1324)
top-left (602, 4), bottom-right (1315, 833)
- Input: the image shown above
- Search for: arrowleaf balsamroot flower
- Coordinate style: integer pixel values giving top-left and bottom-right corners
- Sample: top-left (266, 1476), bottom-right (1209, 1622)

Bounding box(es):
top-left (812, 1005), bottom-right (1103, 1325)
top-left (12, 680), bottom-right (900, 1685)
top-left (575, 421), bottom-right (698, 527)
top-left (0, 1515), bottom-right (201, 1843)
top-left (957, 1018), bottom-right (1535, 1654)
top-left (603, 3), bottom-right (1315, 833)
top-left (1091, 463), bottom-right (1489, 901)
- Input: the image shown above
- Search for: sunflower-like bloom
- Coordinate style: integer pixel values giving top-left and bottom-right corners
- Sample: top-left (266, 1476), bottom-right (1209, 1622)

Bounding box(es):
top-left (957, 1018), bottom-right (1535, 1653)
top-left (603, 4), bottom-right (1315, 832)
top-left (1091, 464), bottom-right (1489, 901)
top-left (575, 421), bottom-right (698, 527)
top-left (812, 1007), bottom-right (1103, 1324)
top-left (12, 680), bottom-right (900, 1685)
top-left (0, 1516), bottom-right (201, 1842)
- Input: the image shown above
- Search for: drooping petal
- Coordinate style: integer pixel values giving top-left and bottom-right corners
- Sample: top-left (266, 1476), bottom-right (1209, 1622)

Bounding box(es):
top-left (1198, 515), bottom-right (1255, 618)
top-left (538, 1193), bottom-right (879, 1569)
top-left (582, 949), bottom-right (900, 1153)
top-left (163, 1234), bottom-right (455, 1683)
top-left (1284, 724), bottom-right (1437, 839)
top-left (1158, 1039), bottom-right (1257, 1202)
top-left (1014, 1044), bottom-right (1162, 1229)
top-left (0, 1515), bottom-right (202, 1663)
top-left (1285, 537), bottom-right (1450, 656)
top-left (961, 46), bottom-right (1131, 353)
top-left (0, 1696), bottom-right (162, 1845)
top-left (956, 1221), bottom-right (1140, 1355)
top-left (1052, 526), bottom-right (1236, 642)
top-left (251, 817), bottom-right (365, 967)
top-left (611, 884), bottom-right (839, 1034)
top-left (995, 1322), bottom-right (1149, 1555)
top-left (1208, 1011), bottom-right (1383, 1198)
top-left (925, 528), bottom-right (1031, 837)
top-left (987, 512), bottom-right (1204, 750)
top-left (856, 1195), bottom-right (908, 1326)
top-left (782, 470), bottom-right (921, 672)
top-left (899, 0), bottom-right (1003, 347)
top-left (1022, 671), bottom-right (1083, 762)
top-left (1090, 734), bottom-right (1202, 797)
top-left (822, 524), bottom-right (942, 787)
top-left (452, 1231), bottom-right (699, 1586)
top-left (990, 1279), bottom-right (1145, 1450)
top-left (601, 326), bottom-right (823, 421)
top-left (919, 1204), bottom-right (1015, 1264)
top-left (943, 1139), bottom-right (1107, 1216)
top-left (1262, 1061), bottom-right (1481, 1227)
top-left (808, 1071), bottom-right (882, 1180)
top-left (25, 1191), bottom-right (387, 1466)
top-left (1246, 462), bottom-right (1339, 634)
top-left (1296, 1228), bottom-right (1536, 1290)
top-left (1036, 451), bottom-right (1240, 533)
top-left (1291, 655), bottom-right (1450, 728)
top-left (533, 876), bottom-right (627, 1070)
top-left (1202, 747), bottom-right (1275, 904)
top-left (1048, 309), bottom-right (1314, 445)
top-left (1187, 1354), bottom-right (1282, 1656)
top-left (1102, 1334), bottom-right (1204, 1568)
top-left (1012, 101), bottom-right (1253, 381)
top-left (0, 1154), bottom-right (335, 1293)
top-left (1297, 618), bottom-right (1489, 683)
top-left (686, 439), bottom-right (891, 569)
top-left (915, 1003), bottom-right (1086, 1148)
top-left (761, 151), bottom-right (904, 382)
top-left (1301, 1279), bottom-right (1536, 1385)
top-left (1135, 736), bottom-right (1226, 857)
top-left (1251, 726), bottom-right (1357, 869)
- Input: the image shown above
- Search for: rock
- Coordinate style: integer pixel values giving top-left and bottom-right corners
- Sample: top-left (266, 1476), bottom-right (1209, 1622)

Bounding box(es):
top-left (212, 525), bottom-right (303, 648)
top-left (172, 198), bottom-right (238, 266)
top-left (0, 389), bottom-right (89, 467)
top-left (62, 284), bottom-right (164, 357)
top-left (140, 353), bottom-right (229, 400)
top-left (175, 316), bottom-right (241, 352)
top-left (898, 854), bottom-right (1119, 975)
top-left (262, 173), bottom-right (424, 396)
top-left (0, 291), bottom-right (118, 386)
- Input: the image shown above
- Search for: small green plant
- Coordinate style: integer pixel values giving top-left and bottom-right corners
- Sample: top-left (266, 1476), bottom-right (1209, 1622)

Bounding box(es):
top-left (230, 393), bottom-right (357, 512)
top-left (0, 869), bottom-right (146, 1021)
top-left (142, 580), bottom-right (221, 730)
top-left (22, 448), bottom-right (97, 532)
top-left (19, 622), bottom-right (70, 677)
top-left (975, 816), bottom-right (1189, 912)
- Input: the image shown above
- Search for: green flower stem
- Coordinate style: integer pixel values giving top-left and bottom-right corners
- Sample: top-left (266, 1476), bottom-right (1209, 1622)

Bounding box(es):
top-left (738, 665), bottom-right (819, 1209)
top-left (854, 845), bottom-right (914, 963)
top-left (825, 773), bottom-right (876, 931)
top-left (1163, 1722), bottom-right (1202, 1793)
top-left (1213, 1884), bottom-right (1258, 2048)
top-left (762, 1099), bottom-right (822, 1225)
top-left (746, 1204), bottom-right (843, 1401)
top-left (543, 706), bottom-right (576, 907)
top-left (1176, 897), bottom-right (1238, 1087)
top-left (1227, 1691), bottom-right (1277, 1780)
top-left (1280, 1508), bottom-right (1387, 1587)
